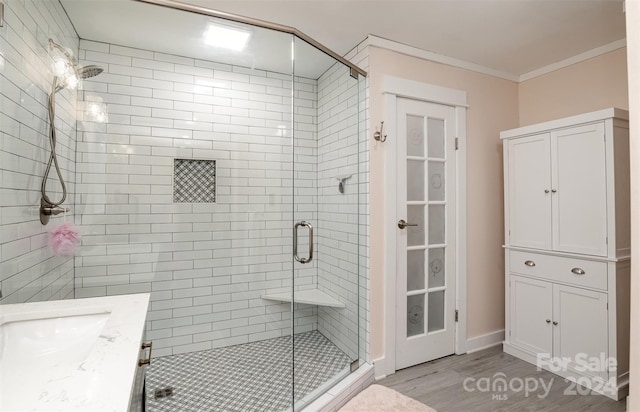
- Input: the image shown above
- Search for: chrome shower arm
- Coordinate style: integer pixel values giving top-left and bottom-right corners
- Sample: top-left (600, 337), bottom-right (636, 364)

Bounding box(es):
top-left (49, 39), bottom-right (77, 67)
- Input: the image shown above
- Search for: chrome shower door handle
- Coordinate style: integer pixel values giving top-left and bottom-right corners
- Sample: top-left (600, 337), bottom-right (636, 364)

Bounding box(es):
top-left (294, 221), bottom-right (313, 264)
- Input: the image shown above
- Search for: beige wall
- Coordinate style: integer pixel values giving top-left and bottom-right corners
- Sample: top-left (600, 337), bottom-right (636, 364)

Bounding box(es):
top-left (518, 48), bottom-right (629, 126)
top-left (626, 1), bottom-right (639, 410)
top-left (368, 47), bottom-right (520, 359)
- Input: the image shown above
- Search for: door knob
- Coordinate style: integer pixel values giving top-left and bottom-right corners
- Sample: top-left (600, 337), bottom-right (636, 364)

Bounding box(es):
top-left (398, 219), bottom-right (418, 229)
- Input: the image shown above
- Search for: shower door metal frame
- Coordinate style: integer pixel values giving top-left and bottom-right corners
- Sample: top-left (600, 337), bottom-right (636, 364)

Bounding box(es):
top-left (133, 0), bottom-right (367, 78)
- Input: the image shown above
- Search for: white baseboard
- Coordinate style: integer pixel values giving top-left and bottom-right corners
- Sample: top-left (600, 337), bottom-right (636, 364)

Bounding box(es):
top-left (466, 329), bottom-right (505, 353)
top-left (372, 356), bottom-right (387, 380)
top-left (371, 332), bottom-right (504, 381)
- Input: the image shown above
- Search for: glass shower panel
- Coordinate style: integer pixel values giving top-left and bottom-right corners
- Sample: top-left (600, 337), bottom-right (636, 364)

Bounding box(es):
top-left (291, 36), bottom-right (360, 410)
top-left (71, 3), bottom-right (298, 410)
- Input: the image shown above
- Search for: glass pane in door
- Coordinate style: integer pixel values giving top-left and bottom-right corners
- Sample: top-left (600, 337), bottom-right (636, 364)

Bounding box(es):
top-left (428, 161), bottom-right (445, 201)
top-left (407, 250), bottom-right (426, 291)
top-left (428, 205), bottom-right (445, 244)
top-left (407, 160), bottom-right (425, 201)
top-left (407, 294), bottom-right (425, 337)
top-left (427, 118), bottom-right (445, 159)
top-left (428, 290), bottom-right (445, 332)
top-left (428, 248), bottom-right (445, 288)
top-left (407, 115), bottom-right (425, 156)
top-left (407, 205), bottom-right (425, 246)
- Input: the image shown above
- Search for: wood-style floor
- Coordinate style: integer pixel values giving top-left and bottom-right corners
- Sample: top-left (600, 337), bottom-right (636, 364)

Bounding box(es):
top-left (378, 345), bottom-right (626, 412)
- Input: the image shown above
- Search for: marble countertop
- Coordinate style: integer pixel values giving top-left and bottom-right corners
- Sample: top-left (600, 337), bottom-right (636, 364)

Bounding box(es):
top-left (0, 293), bottom-right (150, 411)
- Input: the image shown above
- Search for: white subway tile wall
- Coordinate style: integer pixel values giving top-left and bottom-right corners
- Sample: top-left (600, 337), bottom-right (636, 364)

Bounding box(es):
top-left (0, 0), bottom-right (78, 304)
top-left (316, 62), bottom-right (361, 360)
top-left (74, 40), bottom-right (332, 357)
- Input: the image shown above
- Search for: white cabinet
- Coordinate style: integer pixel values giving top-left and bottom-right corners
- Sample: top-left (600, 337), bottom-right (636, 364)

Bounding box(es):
top-left (551, 123), bottom-right (608, 256)
top-left (553, 284), bottom-right (608, 381)
top-left (510, 275), bottom-right (552, 354)
top-left (502, 108), bottom-right (630, 401)
top-left (511, 275), bottom-right (608, 380)
top-left (507, 134), bottom-right (552, 250)
top-left (507, 123), bottom-right (607, 256)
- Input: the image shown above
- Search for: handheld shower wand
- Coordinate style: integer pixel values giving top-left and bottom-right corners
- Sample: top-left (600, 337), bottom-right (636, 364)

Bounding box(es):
top-left (40, 39), bottom-right (103, 225)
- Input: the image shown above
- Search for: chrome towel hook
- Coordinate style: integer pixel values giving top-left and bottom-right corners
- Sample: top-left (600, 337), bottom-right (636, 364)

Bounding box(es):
top-left (373, 121), bottom-right (387, 142)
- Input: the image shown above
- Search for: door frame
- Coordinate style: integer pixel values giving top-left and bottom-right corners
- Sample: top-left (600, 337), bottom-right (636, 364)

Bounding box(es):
top-left (382, 76), bottom-right (467, 376)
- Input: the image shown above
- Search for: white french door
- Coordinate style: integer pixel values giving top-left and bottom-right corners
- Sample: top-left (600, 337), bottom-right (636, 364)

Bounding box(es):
top-left (395, 98), bottom-right (457, 370)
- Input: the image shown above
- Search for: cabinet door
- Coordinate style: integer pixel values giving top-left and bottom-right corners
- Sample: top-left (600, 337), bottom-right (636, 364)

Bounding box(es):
top-left (510, 275), bottom-right (553, 355)
top-left (507, 134), bottom-right (552, 250)
top-left (551, 123), bottom-right (607, 256)
top-left (553, 284), bottom-right (608, 380)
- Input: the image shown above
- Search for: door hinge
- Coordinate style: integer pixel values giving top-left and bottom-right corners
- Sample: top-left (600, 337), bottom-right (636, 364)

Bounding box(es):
top-left (455, 137), bottom-right (459, 150)
top-left (606, 302), bottom-right (609, 310)
top-left (455, 309), bottom-right (459, 322)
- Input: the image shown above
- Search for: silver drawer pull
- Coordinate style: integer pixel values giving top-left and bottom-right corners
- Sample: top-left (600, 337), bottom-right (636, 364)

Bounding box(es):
top-left (571, 267), bottom-right (585, 275)
top-left (524, 260), bottom-right (536, 267)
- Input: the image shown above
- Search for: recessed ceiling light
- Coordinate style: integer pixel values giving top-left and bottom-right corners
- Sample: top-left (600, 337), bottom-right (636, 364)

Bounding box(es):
top-left (203, 22), bottom-right (251, 51)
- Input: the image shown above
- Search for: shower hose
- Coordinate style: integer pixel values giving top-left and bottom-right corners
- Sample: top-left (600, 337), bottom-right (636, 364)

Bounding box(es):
top-left (41, 77), bottom-right (67, 208)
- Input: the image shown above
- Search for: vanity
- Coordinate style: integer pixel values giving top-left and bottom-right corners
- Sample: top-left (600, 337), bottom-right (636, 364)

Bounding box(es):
top-left (0, 294), bottom-right (151, 411)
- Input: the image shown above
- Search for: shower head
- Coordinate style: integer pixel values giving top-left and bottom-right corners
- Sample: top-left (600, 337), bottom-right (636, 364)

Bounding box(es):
top-left (78, 65), bottom-right (103, 79)
top-left (49, 39), bottom-right (103, 92)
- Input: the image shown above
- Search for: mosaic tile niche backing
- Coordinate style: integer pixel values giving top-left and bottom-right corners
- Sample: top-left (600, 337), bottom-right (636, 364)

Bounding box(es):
top-left (173, 159), bottom-right (216, 203)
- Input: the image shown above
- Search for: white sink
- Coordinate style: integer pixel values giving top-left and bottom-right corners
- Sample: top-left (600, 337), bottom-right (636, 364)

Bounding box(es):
top-left (1, 312), bottom-right (110, 368)
top-left (0, 294), bottom-right (149, 411)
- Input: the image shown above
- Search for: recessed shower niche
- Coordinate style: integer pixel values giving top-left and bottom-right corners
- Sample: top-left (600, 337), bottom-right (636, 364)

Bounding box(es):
top-left (173, 159), bottom-right (217, 203)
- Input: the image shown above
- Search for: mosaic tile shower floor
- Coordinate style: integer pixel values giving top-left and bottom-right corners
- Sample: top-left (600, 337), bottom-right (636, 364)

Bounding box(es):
top-left (145, 330), bottom-right (351, 412)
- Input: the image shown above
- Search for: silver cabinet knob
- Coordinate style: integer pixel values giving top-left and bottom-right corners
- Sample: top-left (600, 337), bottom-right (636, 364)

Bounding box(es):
top-left (551, 189), bottom-right (557, 193)
top-left (544, 189), bottom-right (550, 194)
top-left (571, 267), bottom-right (585, 275)
top-left (546, 319), bottom-right (551, 323)
top-left (524, 260), bottom-right (536, 267)
top-left (553, 321), bottom-right (558, 326)
top-left (398, 219), bottom-right (418, 229)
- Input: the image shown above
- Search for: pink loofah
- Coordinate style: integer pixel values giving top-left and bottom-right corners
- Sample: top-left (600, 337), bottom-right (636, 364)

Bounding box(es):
top-left (49, 223), bottom-right (81, 256)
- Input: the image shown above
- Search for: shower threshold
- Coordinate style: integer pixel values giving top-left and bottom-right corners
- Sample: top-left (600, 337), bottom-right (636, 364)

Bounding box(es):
top-left (145, 330), bottom-right (351, 412)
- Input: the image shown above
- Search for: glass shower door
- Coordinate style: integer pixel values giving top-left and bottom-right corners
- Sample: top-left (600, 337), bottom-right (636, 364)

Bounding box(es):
top-left (291, 36), bottom-right (361, 410)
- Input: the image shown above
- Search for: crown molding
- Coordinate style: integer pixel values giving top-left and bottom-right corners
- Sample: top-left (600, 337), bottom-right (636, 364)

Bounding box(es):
top-left (519, 38), bottom-right (627, 82)
top-left (366, 35), bottom-right (627, 84)
top-left (367, 35), bottom-right (519, 82)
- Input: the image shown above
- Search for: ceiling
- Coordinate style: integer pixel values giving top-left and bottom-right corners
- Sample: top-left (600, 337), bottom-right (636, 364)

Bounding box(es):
top-left (62, 0), bottom-right (627, 80)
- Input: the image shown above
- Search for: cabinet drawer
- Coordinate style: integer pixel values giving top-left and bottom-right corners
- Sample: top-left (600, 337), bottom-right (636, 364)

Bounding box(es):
top-left (508, 250), bottom-right (607, 291)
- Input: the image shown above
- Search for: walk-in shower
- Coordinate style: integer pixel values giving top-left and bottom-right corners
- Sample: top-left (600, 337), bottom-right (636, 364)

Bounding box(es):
top-left (0, 0), bottom-right (367, 410)
top-left (61, 0), bottom-right (366, 411)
